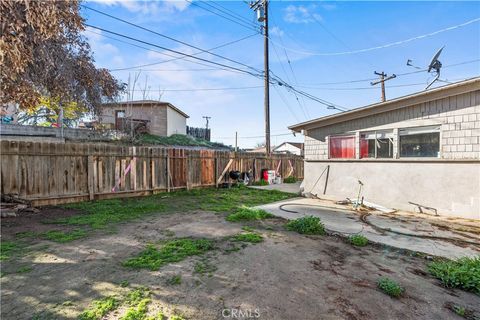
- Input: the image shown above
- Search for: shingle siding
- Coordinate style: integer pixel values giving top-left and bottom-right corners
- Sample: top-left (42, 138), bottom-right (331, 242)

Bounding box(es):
top-left (304, 90), bottom-right (480, 160)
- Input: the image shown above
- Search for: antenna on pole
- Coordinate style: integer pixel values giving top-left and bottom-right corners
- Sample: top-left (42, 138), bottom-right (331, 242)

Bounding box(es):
top-left (370, 71), bottom-right (396, 102)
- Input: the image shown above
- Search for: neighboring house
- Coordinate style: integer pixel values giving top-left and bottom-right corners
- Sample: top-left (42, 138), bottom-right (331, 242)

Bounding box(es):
top-left (273, 142), bottom-right (304, 156)
top-left (100, 100), bottom-right (189, 136)
top-left (289, 77), bottom-right (480, 219)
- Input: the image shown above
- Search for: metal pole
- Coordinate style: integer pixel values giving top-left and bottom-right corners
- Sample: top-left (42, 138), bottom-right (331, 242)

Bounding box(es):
top-left (235, 131), bottom-right (238, 152)
top-left (263, 0), bottom-right (271, 155)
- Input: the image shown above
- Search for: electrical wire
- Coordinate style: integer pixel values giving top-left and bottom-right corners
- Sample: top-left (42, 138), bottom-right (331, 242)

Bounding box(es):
top-left (198, 0), bottom-right (258, 28)
top-left (82, 5), bottom-right (262, 74)
top-left (269, 17), bottom-right (480, 56)
top-left (125, 85), bottom-right (264, 92)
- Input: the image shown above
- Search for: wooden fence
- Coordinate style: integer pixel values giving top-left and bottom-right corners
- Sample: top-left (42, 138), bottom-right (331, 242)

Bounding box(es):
top-left (0, 140), bottom-right (304, 206)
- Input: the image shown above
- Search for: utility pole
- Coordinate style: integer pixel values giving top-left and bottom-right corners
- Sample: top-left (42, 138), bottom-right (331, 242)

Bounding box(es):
top-left (202, 116), bottom-right (211, 129)
top-left (250, 0), bottom-right (270, 154)
top-left (371, 71), bottom-right (396, 102)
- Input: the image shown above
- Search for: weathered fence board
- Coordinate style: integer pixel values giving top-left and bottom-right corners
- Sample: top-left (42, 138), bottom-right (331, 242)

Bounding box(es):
top-left (1, 140), bottom-right (304, 206)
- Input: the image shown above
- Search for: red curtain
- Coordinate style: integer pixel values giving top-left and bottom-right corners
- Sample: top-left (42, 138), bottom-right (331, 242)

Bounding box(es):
top-left (329, 136), bottom-right (355, 159)
top-left (360, 139), bottom-right (369, 158)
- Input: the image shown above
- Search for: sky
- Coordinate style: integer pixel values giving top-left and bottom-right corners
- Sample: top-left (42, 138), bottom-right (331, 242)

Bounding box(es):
top-left (82, 0), bottom-right (480, 148)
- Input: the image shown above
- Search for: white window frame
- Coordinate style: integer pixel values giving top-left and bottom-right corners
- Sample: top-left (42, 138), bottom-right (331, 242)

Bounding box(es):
top-left (398, 125), bottom-right (441, 158)
top-left (360, 130), bottom-right (394, 159)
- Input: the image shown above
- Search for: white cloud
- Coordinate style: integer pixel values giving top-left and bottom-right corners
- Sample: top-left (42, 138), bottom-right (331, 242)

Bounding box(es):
top-left (284, 4), bottom-right (322, 24)
top-left (270, 26), bottom-right (284, 37)
top-left (86, 0), bottom-right (190, 14)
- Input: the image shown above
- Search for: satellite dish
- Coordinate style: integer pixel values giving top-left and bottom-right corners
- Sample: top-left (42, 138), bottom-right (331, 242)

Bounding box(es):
top-left (427, 46), bottom-right (444, 73)
top-left (425, 46), bottom-right (445, 90)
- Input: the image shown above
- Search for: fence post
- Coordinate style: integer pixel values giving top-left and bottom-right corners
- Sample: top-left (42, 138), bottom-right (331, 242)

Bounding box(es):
top-left (166, 153), bottom-right (170, 192)
top-left (214, 154), bottom-right (218, 188)
top-left (87, 155), bottom-right (94, 200)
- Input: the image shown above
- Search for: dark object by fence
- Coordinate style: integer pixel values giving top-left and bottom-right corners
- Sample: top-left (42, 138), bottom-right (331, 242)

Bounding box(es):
top-left (187, 126), bottom-right (211, 141)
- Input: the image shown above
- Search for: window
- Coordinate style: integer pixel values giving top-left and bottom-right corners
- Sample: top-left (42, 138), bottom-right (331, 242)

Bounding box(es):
top-left (116, 110), bottom-right (126, 118)
top-left (399, 126), bottom-right (440, 158)
top-left (329, 135), bottom-right (355, 159)
top-left (360, 131), bottom-right (394, 159)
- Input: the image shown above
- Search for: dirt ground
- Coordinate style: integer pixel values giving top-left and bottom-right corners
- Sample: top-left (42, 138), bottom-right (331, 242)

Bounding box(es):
top-left (1, 207), bottom-right (479, 320)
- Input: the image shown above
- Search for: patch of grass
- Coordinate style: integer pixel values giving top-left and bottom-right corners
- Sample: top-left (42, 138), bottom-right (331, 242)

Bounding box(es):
top-left (79, 296), bottom-right (119, 320)
top-left (0, 241), bottom-right (19, 261)
top-left (41, 229), bottom-right (87, 243)
top-left (166, 274), bottom-right (182, 285)
top-left (283, 176), bottom-right (297, 183)
top-left (194, 260), bottom-right (217, 276)
top-left (377, 277), bottom-right (404, 298)
top-left (146, 312), bottom-right (166, 320)
top-left (123, 238), bottom-right (215, 271)
top-left (251, 180), bottom-right (269, 186)
top-left (119, 280), bottom-right (130, 288)
top-left (170, 315), bottom-right (185, 320)
top-left (15, 231), bottom-right (37, 239)
top-left (348, 234), bottom-right (369, 247)
top-left (232, 232), bottom-right (263, 243)
top-left (286, 216), bottom-right (325, 235)
top-left (428, 257), bottom-right (480, 294)
top-left (241, 226), bottom-right (254, 232)
top-left (121, 287), bottom-right (151, 320)
top-left (17, 266), bottom-right (33, 273)
top-left (226, 206), bottom-right (274, 222)
top-left (51, 187), bottom-right (294, 232)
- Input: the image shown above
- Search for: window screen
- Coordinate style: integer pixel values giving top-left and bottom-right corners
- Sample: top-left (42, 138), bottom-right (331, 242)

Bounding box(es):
top-left (399, 126), bottom-right (440, 157)
top-left (329, 136), bottom-right (355, 159)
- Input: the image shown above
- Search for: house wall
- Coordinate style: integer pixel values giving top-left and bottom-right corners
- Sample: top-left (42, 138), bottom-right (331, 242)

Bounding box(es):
top-left (304, 90), bottom-right (480, 160)
top-left (303, 161), bottom-right (480, 219)
top-left (100, 104), bottom-right (168, 136)
top-left (301, 89), bottom-right (480, 219)
top-left (166, 107), bottom-right (187, 136)
top-left (274, 144), bottom-right (302, 155)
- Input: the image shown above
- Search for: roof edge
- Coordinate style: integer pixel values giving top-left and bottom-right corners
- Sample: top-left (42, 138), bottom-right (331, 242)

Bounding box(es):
top-left (289, 77), bottom-right (480, 132)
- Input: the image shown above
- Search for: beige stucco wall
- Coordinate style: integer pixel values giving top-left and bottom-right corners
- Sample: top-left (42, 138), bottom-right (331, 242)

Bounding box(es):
top-left (304, 90), bottom-right (480, 160)
top-left (303, 161), bottom-right (480, 219)
top-left (166, 106), bottom-right (187, 136)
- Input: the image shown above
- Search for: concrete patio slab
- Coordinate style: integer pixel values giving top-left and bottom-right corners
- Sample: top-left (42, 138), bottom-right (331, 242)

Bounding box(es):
top-left (249, 181), bottom-right (302, 194)
top-left (256, 197), bottom-right (480, 259)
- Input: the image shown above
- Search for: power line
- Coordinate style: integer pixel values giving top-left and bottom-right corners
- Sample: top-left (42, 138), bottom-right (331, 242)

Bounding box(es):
top-left (269, 17), bottom-right (480, 56)
top-left (82, 5), bottom-right (262, 74)
top-left (125, 85), bottom-right (264, 92)
top-left (84, 24), bottom-right (264, 78)
top-left (198, 0), bottom-right (257, 28)
top-left (211, 1), bottom-right (255, 25)
top-left (185, 0), bottom-right (259, 33)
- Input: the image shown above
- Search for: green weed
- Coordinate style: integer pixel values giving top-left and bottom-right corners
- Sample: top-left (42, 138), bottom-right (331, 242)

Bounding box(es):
top-left (283, 176), bottom-right (297, 183)
top-left (121, 287), bottom-right (151, 320)
top-left (377, 277), bottom-right (404, 298)
top-left (167, 274), bottom-right (182, 285)
top-left (41, 229), bottom-right (87, 243)
top-left (241, 226), bottom-right (255, 232)
top-left (79, 296), bottom-right (119, 320)
top-left (15, 231), bottom-right (37, 239)
top-left (194, 260), bottom-right (217, 276)
top-left (0, 241), bottom-right (19, 261)
top-left (170, 315), bottom-right (185, 320)
top-left (232, 232), bottom-right (263, 243)
top-left (428, 257), bottom-right (480, 294)
top-left (17, 266), bottom-right (33, 273)
top-left (348, 234), bottom-right (369, 247)
top-left (286, 216), bottom-right (325, 235)
top-left (119, 280), bottom-right (130, 288)
top-left (145, 312), bottom-right (166, 320)
top-left (226, 206), bottom-right (274, 222)
top-left (124, 238), bottom-right (214, 271)
top-left (251, 180), bottom-right (269, 186)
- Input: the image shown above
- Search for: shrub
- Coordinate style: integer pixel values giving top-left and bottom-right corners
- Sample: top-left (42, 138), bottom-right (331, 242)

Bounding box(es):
top-left (348, 234), bottom-right (369, 247)
top-left (428, 257), bottom-right (480, 294)
top-left (286, 216), bottom-right (325, 235)
top-left (377, 277), bottom-right (404, 298)
top-left (226, 206), bottom-right (274, 222)
top-left (283, 176), bottom-right (297, 184)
